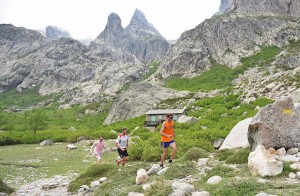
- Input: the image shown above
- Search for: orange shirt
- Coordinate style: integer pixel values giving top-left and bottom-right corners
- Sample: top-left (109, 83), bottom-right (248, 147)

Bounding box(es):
top-left (161, 120), bottom-right (174, 142)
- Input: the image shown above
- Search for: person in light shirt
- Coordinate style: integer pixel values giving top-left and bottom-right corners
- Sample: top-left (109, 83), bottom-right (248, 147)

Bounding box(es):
top-left (90, 136), bottom-right (105, 163)
top-left (115, 127), bottom-right (129, 166)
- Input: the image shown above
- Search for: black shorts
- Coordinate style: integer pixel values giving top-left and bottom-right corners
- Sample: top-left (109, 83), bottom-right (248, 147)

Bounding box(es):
top-left (117, 148), bottom-right (128, 158)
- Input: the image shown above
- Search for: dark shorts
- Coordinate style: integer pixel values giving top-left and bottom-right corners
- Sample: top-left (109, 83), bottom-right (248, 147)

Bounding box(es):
top-left (161, 140), bottom-right (175, 148)
top-left (117, 148), bottom-right (128, 158)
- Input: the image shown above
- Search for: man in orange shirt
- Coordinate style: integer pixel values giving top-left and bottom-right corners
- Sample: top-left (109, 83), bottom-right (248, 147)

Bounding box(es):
top-left (159, 113), bottom-right (177, 168)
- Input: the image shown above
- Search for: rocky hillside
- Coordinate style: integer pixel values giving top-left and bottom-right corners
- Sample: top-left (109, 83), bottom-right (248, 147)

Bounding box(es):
top-left (0, 9), bottom-right (170, 108)
top-left (157, 10), bottom-right (300, 78)
top-left (108, 0), bottom-right (300, 123)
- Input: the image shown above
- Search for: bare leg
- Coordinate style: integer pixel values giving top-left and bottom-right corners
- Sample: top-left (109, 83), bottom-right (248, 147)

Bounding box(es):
top-left (169, 142), bottom-right (177, 161)
top-left (122, 156), bottom-right (126, 166)
top-left (160, 148), bottom-right (168, 165)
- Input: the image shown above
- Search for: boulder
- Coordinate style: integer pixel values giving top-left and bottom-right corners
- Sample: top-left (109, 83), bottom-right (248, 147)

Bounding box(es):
top-left (66, 144), bottom-right (77, 150)
top-left (40, 139), bottom-right (53, 146)
top-left (207, 176), bottom-right (222, 185)
top-left (99, 177), bottom-right (108, 183)
top-left (128, 192), bottom-right (144, 196)
top-left (171, 181), bottom-right (195, 195)
top-left (136, 169), bottom-right (149, 185)
top-left (248, 145), bottom-right (283, 177)
top-left (177, 115), bottom-right (198, 124)
top-left (213, 138), bottom-right (224, 149)
top-left (146, 164), bottom-right (160, 175)
top-left (219, 118), bottom-right (252, 150)
top-left (248, 97), bottom-right (300, 151)
top-left (192, 191), bottom-right (210, 196)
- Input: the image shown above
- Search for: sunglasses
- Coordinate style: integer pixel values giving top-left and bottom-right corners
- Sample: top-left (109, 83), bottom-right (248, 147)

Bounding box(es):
top-left (168, 116), bottom-right (173, 119)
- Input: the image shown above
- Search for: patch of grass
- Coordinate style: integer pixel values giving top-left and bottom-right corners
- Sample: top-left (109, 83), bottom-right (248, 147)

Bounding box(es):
top-left (183, 147), bottom-right (209, 161)
top-left (166, 61), bottom-right (237, 92)
top-left (142, 61), bottom-right (160, 80)
top-left (164, 164), bottom-right (198, 180)
top-left (68, 163), bottom-right (115, 192)
top-left (0, 178), bottom-right (14, 194)
top-left (0, 86), bottom-right (62, 109)
top-left (225, 148), bottom-right (250, 164)
top-left (195, 177), bottom-right (272, 196)
top-left (88, 162), bottom-right (150, 196)
top-left (0, 143), bottom-right (93, 188)
top-left (144, 178), bottom-right (172, 196)
top-left (202, 165), bottom-right (236, 182)
top-left (215, 148), bottom-right (250, 164)
top-left (214, 149), bottom-right (235, 162)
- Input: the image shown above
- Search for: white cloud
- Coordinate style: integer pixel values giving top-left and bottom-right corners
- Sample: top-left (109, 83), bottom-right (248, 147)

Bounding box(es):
top-left (0, 0), bottom-right (220, 40)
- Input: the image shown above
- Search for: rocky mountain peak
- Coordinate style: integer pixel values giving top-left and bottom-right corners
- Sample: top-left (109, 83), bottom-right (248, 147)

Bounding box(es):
top-left (126, 9), bottom-right (161, 37)
top-left (45, 26), bottom-right (71, 40)
top-left (97, 12), bottom-right (124, 42)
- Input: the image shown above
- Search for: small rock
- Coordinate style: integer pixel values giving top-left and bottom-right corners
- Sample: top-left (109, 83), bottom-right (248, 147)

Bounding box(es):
top-left (99, 177), bottom-right (108, 183)
top-left (207, 176), bottom-right (222, 185)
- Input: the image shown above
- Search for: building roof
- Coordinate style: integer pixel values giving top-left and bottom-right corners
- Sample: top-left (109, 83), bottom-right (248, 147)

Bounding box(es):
top-left (145, 108), bottom-right (185, 115)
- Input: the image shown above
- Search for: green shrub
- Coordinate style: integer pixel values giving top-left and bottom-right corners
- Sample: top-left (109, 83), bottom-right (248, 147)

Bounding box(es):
top-left (144, 178), bottom-right (172, 196)
top-left (164, 164), bottom-right (198, 180)
top-left (214, 149), bottom-right (235, 161)
top-left (225, 148), bottom-right (250, 164)
top-left (141, 141), bottom-right (161, 161)
top-left (68, 164), bottom-right (116, 192)
top-left (183, 147), bottom-right (209, 161)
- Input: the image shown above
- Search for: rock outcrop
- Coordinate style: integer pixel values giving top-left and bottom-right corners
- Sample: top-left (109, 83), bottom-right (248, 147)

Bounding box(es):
top-left (45, 26), bottom-right (71, 40)
top-left (248, 145), bottom-right (284, 177)
top-left (248, 97), bottom-right (300, 151)
top-left (157, 12), bottom-right (300, 78)
top-left (104, 81), bottom-right (190, 124)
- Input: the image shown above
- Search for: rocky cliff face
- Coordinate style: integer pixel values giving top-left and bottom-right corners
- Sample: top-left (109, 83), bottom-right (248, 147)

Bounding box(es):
top-left (157, 12), bottom-right (300, 78)
top-left (0, 23), bottom-right (147, 106)
top-left (104, 81), bottom-right (190, 124)
top-left (94, 9), bottom-right (170, 63)
top-left (235, 0), bottom-right (300, 17)
top-left (45, 26), bottom-right (71, 40)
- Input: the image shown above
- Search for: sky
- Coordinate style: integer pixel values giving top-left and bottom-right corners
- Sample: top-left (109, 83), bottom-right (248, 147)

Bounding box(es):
top-left (0, 0), bottom-right (220, 40)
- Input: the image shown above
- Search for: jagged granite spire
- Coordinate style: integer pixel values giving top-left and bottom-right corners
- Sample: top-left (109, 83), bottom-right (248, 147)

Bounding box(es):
top-left (97, 12), bottom-right (125, 41)
top-left (94, 9), bottom-right (169, 62)
top-left (126, 9), bottom-right (161, 38)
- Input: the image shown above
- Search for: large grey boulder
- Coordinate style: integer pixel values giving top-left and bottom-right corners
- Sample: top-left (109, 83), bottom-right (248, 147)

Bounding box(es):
top-left (219, 118), bottom-right (252, 150)
top-left (248, 97), bottom-right (300, 151)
